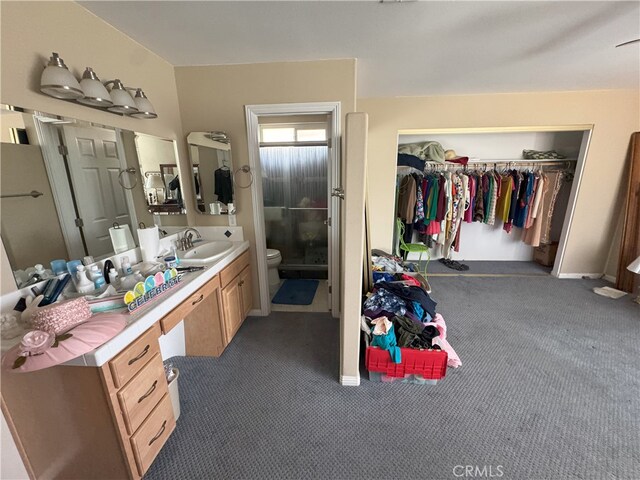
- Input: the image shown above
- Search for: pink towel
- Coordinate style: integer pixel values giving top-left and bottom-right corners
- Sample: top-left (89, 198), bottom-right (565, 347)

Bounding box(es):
top-left (429, 313), bottom-right (462, 368)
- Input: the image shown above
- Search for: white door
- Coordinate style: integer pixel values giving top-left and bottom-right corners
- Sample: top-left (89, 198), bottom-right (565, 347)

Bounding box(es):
top-left (62, 125), bottom-right (132, 258)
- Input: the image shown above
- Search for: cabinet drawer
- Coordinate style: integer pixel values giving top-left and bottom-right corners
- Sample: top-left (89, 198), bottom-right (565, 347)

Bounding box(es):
top-left (130, 393), bottom-right (175, 476)
top-left (109, 324), bottom-right (161, 389)
top-left (161, 275), bottom-right (220, 334)
top-left (220, 250), bottom-right (250, 288)
top-left (117, 353), bottom-right (168, 435)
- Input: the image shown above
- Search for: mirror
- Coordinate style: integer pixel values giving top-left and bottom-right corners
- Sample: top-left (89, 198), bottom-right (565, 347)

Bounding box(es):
top-left (0, 104), bottom-right (187, 289)
top-left (130, 132), bottom-right (185, 215)
top-left (187, 132), bottom-right (234, 215)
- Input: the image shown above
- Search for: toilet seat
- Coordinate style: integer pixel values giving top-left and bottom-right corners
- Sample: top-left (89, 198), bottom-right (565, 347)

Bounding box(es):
top-left (266, 249), bottom-right (281, 260)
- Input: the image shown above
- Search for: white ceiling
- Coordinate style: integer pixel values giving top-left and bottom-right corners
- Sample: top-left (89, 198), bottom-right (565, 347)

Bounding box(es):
top-left (80, 1), bottom-right (640, 98)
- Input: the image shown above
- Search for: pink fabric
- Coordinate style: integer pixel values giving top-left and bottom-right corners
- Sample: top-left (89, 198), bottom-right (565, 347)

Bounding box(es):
top-left (464, 177), bottom-right (476, 223)
top-left (429, 314), bottom-right (462, 368)
top-left (2, 312), bottom-right (127, 373)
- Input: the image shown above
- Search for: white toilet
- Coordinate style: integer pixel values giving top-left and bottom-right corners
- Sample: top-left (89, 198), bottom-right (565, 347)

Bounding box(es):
top-left (266, 248), bottom-right (282, 292)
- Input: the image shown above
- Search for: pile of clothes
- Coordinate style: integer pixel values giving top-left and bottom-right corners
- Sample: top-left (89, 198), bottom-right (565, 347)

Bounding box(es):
top-left (363, 253), bottom-right (461, 368)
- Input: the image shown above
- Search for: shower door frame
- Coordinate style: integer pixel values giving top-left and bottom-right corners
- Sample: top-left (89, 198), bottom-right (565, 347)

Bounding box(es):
top-left (245, 102), bottom-right (341, 317)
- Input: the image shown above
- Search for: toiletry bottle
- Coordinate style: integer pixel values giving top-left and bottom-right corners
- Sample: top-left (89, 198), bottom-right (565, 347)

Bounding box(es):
top-left (171, 242), bottom-right (181, 266)
top-left (108, 268), bottom-right (119, 288)
top-left (121, 255), bottom-right (133, 275)
top-left (75, 265), bottom-right (95, 294)
top-left (90, 265), bottom-right (106, 289)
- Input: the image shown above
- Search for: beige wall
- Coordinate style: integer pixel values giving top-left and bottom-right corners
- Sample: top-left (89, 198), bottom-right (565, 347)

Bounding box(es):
top-left (359, 89), bottom-right (640, 275)
top-left (0, 1), bottom-right (187, 294)
top-left (175, 59), bottom-right (357, 309)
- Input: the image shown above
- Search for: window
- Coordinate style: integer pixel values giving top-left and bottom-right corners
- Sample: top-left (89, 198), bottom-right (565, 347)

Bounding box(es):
top-left (261, 127), bottom-right (295, 143)
top-left (296, 129), bottom-right (326, 142)
top-left (260, 123), bottom-right (327, 144)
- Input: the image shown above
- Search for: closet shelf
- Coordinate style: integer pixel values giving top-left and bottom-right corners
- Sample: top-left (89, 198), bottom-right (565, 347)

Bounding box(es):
top-left (425, 158), bottom-right (577, 164)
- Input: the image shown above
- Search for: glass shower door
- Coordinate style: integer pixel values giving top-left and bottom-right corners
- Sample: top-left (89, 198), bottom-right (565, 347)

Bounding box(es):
top-left (261, 146), bottom-right (328, 273)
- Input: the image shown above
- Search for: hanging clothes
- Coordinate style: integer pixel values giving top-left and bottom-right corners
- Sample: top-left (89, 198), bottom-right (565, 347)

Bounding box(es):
top-left (214, 168), bottom-right (233, 205)
top-left (538, 171), bottom-right (564, 244)
top-left (523, 173), bottom-right (548, 247)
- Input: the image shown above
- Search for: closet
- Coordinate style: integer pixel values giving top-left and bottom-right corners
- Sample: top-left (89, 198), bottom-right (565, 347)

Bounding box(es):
top-left (394, 127), bottom-right (592, 275)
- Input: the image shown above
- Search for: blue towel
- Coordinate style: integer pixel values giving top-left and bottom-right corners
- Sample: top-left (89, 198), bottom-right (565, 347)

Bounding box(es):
top-left (371, 324), bottom-right (402, 363)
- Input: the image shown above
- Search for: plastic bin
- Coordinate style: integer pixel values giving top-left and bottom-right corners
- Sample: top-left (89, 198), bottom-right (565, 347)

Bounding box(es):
top-left (366, 346), bottom-right (447, 380)
top-left (369, 371), bottom-right (439, 385)
top-left (167, 368), bottom-right (180, 420)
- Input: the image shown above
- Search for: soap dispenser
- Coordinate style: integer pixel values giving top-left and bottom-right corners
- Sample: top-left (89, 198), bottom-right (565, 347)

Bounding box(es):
top-left (75, 265), bottom-right (95, 294)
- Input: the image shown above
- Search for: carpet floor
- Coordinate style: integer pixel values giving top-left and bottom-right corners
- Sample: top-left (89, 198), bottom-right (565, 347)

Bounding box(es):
top-left (420, 260), bottom-right (552, 275)
top-left (145, 276), bottom-right (639, 480)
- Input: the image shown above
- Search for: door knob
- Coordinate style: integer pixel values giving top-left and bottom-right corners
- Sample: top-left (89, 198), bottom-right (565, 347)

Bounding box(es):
top-left (331, 187), bottom-right (345, 199)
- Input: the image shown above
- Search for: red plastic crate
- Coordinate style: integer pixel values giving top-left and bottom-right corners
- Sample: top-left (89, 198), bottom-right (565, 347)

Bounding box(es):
top-left (365, 346), bottom-right (448, 379)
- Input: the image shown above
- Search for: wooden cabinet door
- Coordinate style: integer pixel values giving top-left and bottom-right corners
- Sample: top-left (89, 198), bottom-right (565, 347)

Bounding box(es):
top-left (238, 266), bottom-right (252, 318)
top-left (184, 277), bottom-right (226, 357)
top-left (221, 281), bottom-right (242, 341)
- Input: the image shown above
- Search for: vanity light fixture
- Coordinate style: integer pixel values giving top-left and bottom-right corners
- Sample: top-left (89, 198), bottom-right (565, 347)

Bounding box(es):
top-left (77, 68), bottom-right (113, 107)
top-left (38, 53), bottom-right (157, 119)
top-left (40, 53), bottom-right (84, 100)
top-left (130, 89), bottom-right (158, 119)
top-left (105, 79), bottom-right (139, 114)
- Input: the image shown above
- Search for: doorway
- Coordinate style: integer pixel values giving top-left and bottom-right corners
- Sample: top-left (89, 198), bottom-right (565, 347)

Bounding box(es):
top-left (259, 120), bottom-right (330, 312)
top-left (245, 103), bottom-right (341, 317)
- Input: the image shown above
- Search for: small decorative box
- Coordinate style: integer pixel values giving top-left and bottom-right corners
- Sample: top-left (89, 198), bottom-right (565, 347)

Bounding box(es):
top-left (29, 297), bottom-right (92, 335)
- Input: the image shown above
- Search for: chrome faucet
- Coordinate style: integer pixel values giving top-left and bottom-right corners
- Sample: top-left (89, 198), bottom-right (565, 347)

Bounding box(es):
top-left (179, 228), bottom-right (202, 251)
top-left (183, 228), bottom-right (201, 240)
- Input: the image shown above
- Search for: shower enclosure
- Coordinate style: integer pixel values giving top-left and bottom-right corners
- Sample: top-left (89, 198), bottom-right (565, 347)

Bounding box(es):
top-left (261, 145), bottom-right (328, 277)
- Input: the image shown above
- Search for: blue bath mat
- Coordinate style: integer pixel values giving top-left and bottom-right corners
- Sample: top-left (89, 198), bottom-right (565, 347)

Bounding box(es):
top-left (272, 279), bottom-right (319, 305)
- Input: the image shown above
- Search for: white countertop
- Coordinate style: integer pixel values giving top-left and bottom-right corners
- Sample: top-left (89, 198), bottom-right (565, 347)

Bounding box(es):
top-left (82, 241), bottom-right (249, 367)
top-left (50, 241), bottom-right (249, 367)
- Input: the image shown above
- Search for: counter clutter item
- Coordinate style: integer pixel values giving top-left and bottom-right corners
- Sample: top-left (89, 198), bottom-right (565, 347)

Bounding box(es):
top-left (138, 225), bottom-right (160, 263)
top-left (124, 269), bottom-right (180, 312)
top-left (2, 312), bottom-right (127, 372)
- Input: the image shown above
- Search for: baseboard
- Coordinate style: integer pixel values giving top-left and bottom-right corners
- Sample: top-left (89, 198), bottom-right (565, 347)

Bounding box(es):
top-left (248, 308), bottom-right (266, 317)
top-left (556, 273), bottom-right (603, 279)
top-left (340, 375), bottom-right (360, 386)
top-left (603, 275), bottom-right (616, 284)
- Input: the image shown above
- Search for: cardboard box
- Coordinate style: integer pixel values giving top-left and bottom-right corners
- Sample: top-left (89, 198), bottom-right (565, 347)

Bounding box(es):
top-left (533, 242), bottom-right (559, 267)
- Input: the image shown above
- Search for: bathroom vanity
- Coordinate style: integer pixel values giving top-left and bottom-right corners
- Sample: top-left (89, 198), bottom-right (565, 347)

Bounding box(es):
top-left (1, 242), bottom-right (251, 479)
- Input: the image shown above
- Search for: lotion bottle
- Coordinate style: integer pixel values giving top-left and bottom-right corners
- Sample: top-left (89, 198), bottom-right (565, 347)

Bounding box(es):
top-left (108, 268), bottom-right (119, 288)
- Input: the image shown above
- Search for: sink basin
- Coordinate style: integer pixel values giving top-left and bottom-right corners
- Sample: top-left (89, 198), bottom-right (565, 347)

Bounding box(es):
top-left (180, 241), bottom-right (234, 266)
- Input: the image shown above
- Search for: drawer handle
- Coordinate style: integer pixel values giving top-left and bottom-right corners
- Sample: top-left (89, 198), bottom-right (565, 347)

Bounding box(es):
top-left (148, 420), bottom-right (167, 446)
top-left (238, 280), bottom-right (244, 287)
top-left (127, 344), bottom-right (150, 366)
top-left (138, 380), bottom-right (158, 403)
top-left (192, 294), bottom-right (204, 305)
